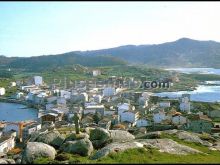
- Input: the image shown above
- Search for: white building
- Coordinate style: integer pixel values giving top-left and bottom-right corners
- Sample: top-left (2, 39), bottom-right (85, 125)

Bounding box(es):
top-left (120, 110), bottom-right (139, 126)
top-left (0, 88), bottom-right (5, 96)
top-left (10, 82), bottom-right (16, 87)
top-left (179, 94), bottom-right (191, 113)
top-left (93, 70), bottom-right (101, 76)
top-left (15, 92), bottom-right (24, 99)
top-left (94, 95), bottom-right (102, 103)
top-left (172, 115), bottom-right (187, 125)
top-left (60, 90), bottom-right (71, 99)
top-left (84, 104), bottom-right (105, 116)
top-left (117, 103), bottom-right (135, 115)
top-left (136, 118), bottom-right (149, 127)
top-left (0, 136), bottom-right (15, 153)
top-left (159, 101), bottom-right (171, 108)
top-left (23, 124), bottom-right (42, 139)
top-left (180, 102), bottom-right (191, 113)
top-left (103, 87), bottom-right (116, 97)
top-left (34, 76), bottom-right (43, 86)
top-left (153, 110), bottom-right (166, 124)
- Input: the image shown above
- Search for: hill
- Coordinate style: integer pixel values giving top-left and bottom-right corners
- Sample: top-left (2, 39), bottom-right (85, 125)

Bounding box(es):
top-left (76, 38), bottom-right (220, 68)
top-left (0, 53), bottom-right (126, 72)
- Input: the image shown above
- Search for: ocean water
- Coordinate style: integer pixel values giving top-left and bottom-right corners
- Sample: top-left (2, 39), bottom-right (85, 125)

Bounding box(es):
top-left (154, 85), bottom-right (220, 103)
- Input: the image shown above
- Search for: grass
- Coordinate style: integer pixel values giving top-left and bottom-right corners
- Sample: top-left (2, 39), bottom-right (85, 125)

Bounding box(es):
top-left (33, 147), bottom-right (220, 164)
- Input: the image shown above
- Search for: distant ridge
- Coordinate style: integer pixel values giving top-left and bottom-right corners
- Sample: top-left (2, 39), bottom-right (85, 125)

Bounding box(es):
top-left (1, 38), bottom-right (220, 71)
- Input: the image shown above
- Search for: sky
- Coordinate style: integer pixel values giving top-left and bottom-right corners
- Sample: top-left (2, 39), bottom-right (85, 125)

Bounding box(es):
top-left (1, 1), bottom-right (220, 57)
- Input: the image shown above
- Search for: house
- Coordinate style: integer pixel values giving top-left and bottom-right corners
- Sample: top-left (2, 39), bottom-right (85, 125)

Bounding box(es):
top-left (33, 76), bottom-right (43, 86)
top-left (84, 104), bottom-right (105, 116)
top-left (15, 92), bottom-right (24, 99)
top-left (0, 88), bottom-right (5, 96)
top-left (94, 95), bottom-right (102, 103)
top-left (180, 102), bottom-right (191, 113)
top-left (23, 123), bottom-right (41, 139)
top-left (104, 109), bottom-right (115, 116)
top-left (208, 110), bottom-right (220, 118)
top-left (117, 103), bottom-right (135, 115)
top-left (159, 101), bottom-right (170, 108)
top-left (0, 135), bottom-right (15, 153)
top-left (103, 87), bottom-right (116, 97)
top-left (60, 90), bottom-right (71, 99)
top-left (41, 113), bottom-right (61, 124)
top-left (120, 110), bottom-right (139, 126)
top-left (186, 114), bottom-right (213, 133)
top-left (93, 70), bottom-right (101, 76)
top-left (10, 82), bottom-right (16, 87)
top-left (172, 114), bottom-right (187, 125)
top-left (136, 118), bottom-right (149, 127)
top-left (46, 96), bottom-right (57, 104)
top-left (45, 103), bottom-right (55, 111)
top-left (153, 109), bottom-right (166, 124)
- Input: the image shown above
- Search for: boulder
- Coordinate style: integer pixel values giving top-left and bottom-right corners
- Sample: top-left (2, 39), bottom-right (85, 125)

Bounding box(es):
top-left (177, 131), bottom-right (212, 147)
top-left (65, 132), bottom-right (89, 142)
top-left (21, 142), bottom-right (56, 164)
top-left (91, 141), bottom-right (143, 160)
top-left (90, 127), bottom-right (111, 149)
top-left (109, 130), bottom-right (135, 142)
top-left (136, 138), bottom-right (202, 155)
top-left (136, 131), bottom-right (161, 139)
top-left (60, 138), bottom-right (93, 156)
top-left (0, 159), bottom-right (15, 164)
top-left (34, 130), bottom-right (65, 148)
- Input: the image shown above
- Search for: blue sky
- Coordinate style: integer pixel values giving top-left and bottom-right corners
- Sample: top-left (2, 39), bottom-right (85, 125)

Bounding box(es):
top-left (1, 2), bottom-right (220, 57)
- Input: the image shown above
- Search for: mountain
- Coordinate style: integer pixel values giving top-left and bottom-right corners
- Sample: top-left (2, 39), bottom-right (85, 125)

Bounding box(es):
top-left (0, 53), bottom-right (127, 72)
top-left (75, 38), bottom-right (220, 68)
top-left (1, 38), bottom-right (220, 72)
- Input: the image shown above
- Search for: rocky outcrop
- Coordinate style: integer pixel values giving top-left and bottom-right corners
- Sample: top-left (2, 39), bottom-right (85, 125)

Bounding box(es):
top-left (136, 139), bottom-right (202, 155)
top-left (91, 138), bottom-right (202, 160)
top-left (109, 130), bottom-right (135, 142)
top-left (65, 132), bottom-right (89, 142)
top-left (177, 131), bottom-right (213, 147)
top-left (91, 141), bottom-right (143, 160)
top-left (60, 138), bottom-right (94, 156)
top-left (0, 159), bottom-right (15, 164)
top-left (89, 128), bottom-right (111, 149)
top-left (136, 131), bottom-right (161, 139)
top-left (21, 142), bottom-right (57, 164)
top-left (33, 130), bottom-right (65, 148)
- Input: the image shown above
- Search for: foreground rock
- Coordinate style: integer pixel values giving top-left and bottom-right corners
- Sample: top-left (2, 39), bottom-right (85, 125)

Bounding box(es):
top-left (60, 138), bottom-right (93, 156)
top-left (21, 142), bottom-right (57, 164)
top-left (109, 130), bottom-right (135, 142)
top-left (65, 132), bottom-right (89, 142)
top-left (91, 141), bottom-right (143, 159)
top-left (90, 128), bottom-right (111, 149)
top-left (136, 139), bottom-right (202, 155)
top-left (0, 159), bottom-right (15, 164)
top-left (136, 131), bottom-right (161, 139)
top-left (177, 131), bottom-right (212, 147)
top-left (33, 130), bottom-right (65, 148)
top-left (91, 138), bottom-right (202, 159)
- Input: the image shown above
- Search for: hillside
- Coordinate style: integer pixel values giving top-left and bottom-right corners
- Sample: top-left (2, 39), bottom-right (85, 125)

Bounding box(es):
top-left (1, 38), bottom-right (220, 70)
top-left (76, 38), bottom-right (220, 68)
top-left (0, 53), bottom-right (126, 72)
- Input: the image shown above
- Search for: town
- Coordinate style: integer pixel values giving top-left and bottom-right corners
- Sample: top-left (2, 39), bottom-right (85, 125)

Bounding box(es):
top-left (1, 68), bottom-right (220, 164)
